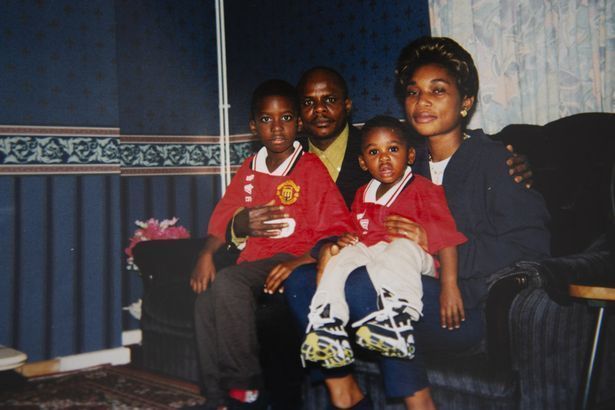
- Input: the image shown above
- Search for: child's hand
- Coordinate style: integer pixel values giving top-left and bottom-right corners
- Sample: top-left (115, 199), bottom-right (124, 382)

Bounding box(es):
top-left (336, 233), bottom-right (359, 248)
top-left (439, 283), bottom-right (465, 330)
top-left (234, 200), bottom-right (289, 237)
top-left (316, 243), bottom-right (341, 285)
top-left (264, 259), bottom-right (301, 294)
top-left (190, 252), bottom-right (217, 294)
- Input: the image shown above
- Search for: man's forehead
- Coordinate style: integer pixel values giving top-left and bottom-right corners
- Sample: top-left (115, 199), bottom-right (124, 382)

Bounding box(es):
top-left (300, 74), bottom-right (344, 96)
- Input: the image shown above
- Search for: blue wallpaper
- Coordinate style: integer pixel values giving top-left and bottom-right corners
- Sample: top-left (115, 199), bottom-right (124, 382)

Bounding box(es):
top-left (225, 0), bottom-right (430, 133)
top-left (0, 0), bottom-right (118, 126)
top-left (0, 0), bottom-right (432, 360)
top-left (115, 0), bottom-right (220, 135)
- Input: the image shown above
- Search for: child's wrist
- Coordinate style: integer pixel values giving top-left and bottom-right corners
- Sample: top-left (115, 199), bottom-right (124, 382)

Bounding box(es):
top-left (440, 278), bottom-right (459, 288)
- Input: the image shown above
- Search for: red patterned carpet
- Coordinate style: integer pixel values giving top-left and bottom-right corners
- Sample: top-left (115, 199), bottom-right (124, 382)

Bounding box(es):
top-left (0, 365), bottom-right (205, 409)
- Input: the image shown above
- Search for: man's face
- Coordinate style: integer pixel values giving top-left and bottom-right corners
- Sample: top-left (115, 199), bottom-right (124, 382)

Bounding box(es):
top-left (298, 70), bottom-right (352, 141)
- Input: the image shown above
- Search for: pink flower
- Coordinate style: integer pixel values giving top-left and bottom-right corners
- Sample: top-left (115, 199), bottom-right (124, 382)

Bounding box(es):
top-left (125, 217), bottom-right (190, 270)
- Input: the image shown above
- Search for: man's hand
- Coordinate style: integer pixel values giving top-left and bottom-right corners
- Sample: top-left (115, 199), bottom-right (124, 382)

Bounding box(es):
top-left (233, 200), bottom-right (289, 237)
top-left (506, 145), bottom-right (533, 189)
top-left (384, 215), bottom-right (428, 252)
top-left (190, 252), bottom-right (217, 293)
top-left (439, 282), bottom-right (465, 330)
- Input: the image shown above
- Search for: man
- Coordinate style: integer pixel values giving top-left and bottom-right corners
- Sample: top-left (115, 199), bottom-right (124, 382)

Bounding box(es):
top-left (295, 66), bottom-right (370, 207)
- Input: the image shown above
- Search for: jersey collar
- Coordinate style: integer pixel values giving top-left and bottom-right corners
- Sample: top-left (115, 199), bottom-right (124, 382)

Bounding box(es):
top-left (251, 141), bottom-right (303, 176)
top-left (363, 166), bottom-right (413, 207)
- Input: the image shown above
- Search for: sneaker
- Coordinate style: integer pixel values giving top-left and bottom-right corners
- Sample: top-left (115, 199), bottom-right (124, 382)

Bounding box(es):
top-left (301, 304), bottom-right (354, 368)
top-left (352, 290), bottom-right (417, 359)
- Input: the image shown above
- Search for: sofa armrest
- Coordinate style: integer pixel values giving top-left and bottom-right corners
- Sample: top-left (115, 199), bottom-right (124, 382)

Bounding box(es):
top-left (538, 249), bottom-right (614, 304)
top-left (485, 250), bottom-right (615, 378)
top-left (485, 250), bottom-right (614, 373)
top-left (133, 238), bottom-right (206, 289)
top-left (485, 261), bottom-right (543, 373)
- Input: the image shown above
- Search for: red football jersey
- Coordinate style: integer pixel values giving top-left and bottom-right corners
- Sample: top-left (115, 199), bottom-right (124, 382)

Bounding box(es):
top-left (208, 144), bottom-right (353, 263)
top-left (351, 167), bottom-right (466, 255)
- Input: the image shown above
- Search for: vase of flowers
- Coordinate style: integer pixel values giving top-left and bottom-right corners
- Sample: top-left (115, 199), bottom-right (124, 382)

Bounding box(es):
top-left (124, 217), bottom-right (191, 271)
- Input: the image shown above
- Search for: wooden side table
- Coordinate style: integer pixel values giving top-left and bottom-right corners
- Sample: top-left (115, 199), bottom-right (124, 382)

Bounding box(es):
top-left (569, 284), bottom-right (615, 410)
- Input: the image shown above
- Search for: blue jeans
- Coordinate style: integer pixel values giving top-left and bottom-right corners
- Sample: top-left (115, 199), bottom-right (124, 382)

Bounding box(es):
top-left (284, 263), bottom-right (485, 398)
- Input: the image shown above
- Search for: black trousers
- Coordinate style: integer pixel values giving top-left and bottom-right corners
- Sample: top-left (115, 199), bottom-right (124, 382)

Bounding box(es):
top-left (195, 252), bottom-right (303, 408)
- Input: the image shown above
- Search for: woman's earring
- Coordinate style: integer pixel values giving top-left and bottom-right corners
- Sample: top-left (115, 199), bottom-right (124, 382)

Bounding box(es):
top-left (460, 108), bottom-right (468, 118)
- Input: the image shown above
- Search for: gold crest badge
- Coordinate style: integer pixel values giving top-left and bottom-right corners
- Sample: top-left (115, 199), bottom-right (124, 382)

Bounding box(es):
top-left (276, 179), bottom-right (300, 205)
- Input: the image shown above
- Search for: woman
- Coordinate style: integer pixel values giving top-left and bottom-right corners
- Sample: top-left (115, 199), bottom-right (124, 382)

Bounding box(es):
top-left (285, 36), bottom-right (550, 409)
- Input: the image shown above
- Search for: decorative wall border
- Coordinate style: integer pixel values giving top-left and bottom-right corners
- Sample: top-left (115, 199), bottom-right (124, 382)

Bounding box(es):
top-left (0, 125), bottom-right (259, 176)
top-left (119, 133), bottom-right (259, 176)
top-left (0, 125), bottom-right (121, 175)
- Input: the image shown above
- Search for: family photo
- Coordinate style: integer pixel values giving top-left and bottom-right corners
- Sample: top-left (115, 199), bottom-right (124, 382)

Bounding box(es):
top-left (1, 1), bottom-right (614, 409)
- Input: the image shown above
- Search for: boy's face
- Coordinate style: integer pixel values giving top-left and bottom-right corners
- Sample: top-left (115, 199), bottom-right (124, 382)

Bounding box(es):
top-left (358, 127), bottom-right (415, 188)
top-left (249, 95), bottom-right (302, 156)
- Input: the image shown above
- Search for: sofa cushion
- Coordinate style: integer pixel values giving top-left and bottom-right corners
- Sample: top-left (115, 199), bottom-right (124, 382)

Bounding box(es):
top-left (426, 353), bottom-right (517, 400)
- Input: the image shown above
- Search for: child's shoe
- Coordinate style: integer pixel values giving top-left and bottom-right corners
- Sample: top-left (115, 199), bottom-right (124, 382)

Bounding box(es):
top-left (352, 291), bottom-right (417, 359)
top-left (226, 389), bottom-right (266, 410)
top-left (301, 304), bottom-right (354, 368)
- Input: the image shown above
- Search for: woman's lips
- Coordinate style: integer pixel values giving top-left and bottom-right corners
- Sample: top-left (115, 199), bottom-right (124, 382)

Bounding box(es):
top-left (413, 112), bottom-right (437, 123)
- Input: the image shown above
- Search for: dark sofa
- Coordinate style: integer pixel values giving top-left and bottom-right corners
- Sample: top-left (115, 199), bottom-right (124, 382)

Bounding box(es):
top-left (133, 113), bottom-right (615, 409)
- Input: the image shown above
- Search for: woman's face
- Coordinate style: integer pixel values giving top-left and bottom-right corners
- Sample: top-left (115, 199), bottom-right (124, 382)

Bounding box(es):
top-left (404, 63), bottom-right (473, 139)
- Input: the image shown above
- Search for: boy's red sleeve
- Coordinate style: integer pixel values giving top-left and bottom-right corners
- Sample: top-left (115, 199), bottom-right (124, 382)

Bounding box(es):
top-left (207, 158), bottom-right (252, 240)
top-left (422, 184), bottom-right (467, 254)
top-left (308, 158), bottom-right (354, 240)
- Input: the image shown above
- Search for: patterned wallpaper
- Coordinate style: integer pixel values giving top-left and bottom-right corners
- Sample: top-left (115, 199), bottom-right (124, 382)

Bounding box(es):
top-left (0, 0), bottom-right (433, 357)
top-left (1, 0), bottom-right (430, 171)
top-left (225, 0), bottom-right (430, 133)
top-left (0, 0), bottom-right (118, 127)
top-left (115, 0), bottom-right (220, 135)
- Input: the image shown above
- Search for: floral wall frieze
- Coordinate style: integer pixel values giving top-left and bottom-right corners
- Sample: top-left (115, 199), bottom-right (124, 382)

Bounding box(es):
top-left (0, 126), bottom-right (260, 175)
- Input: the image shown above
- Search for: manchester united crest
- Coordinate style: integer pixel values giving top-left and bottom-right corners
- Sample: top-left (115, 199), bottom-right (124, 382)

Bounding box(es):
top-left (276, 179), bottom-right (300, 205)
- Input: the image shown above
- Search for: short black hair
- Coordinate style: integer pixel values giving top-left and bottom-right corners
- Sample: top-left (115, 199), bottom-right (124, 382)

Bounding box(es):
top-left (250, 79), bottom-right (299, 119)
top-left (296, 66), bottom-right (349, 99)
top-left (360, 115), bottom-right (419, 148)
top-left (396, 36), bottom-right (479, 121)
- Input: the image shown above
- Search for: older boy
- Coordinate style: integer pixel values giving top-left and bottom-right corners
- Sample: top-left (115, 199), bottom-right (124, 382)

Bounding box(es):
top-left (190, 79), bottom-right (352, 409)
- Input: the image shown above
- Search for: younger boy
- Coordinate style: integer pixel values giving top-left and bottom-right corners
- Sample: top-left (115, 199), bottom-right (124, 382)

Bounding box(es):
top-left (302, 115), bottom-right (467, 368)
top-left (190, 79), bottom-right (352, 409)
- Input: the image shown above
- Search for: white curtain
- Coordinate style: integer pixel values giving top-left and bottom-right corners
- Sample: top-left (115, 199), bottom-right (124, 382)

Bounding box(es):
top-left (428, 0), bottom-right (614, 133)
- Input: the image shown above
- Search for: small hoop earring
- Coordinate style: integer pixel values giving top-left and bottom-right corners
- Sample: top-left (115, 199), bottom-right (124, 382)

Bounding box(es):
top-left (460, 108), bottom-right (468, 118)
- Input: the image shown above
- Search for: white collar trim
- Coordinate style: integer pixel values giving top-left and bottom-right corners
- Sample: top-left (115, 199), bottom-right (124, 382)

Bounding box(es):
top-left (363, 166), bottom-right (413, 207)
top-left (252, 141), bottom-right (303, 176)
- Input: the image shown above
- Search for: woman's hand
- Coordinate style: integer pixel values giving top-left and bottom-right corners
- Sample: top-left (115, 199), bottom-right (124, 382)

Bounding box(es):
top-left (384, 215), bottom-right (428, 251)
top-left (506, 145), bottom-right (533, 189)
top-left (439, 282), bottom-right (465, 330)
top-left (190, 252), bottom-right (217, 294)
top-left (233, 200), bottom-right (288, 237)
